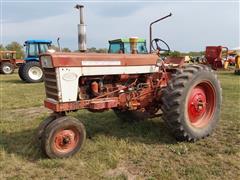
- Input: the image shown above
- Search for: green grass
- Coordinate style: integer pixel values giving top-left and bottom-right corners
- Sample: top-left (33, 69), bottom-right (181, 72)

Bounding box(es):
top-left (0, 71), bottom-right (239, 179)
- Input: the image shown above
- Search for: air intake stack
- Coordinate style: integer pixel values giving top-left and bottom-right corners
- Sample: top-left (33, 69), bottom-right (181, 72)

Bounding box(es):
top-left (75, 4), bottom-right (87, 52)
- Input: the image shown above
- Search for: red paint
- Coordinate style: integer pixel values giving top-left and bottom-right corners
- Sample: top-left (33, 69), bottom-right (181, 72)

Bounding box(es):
top-left (187, 82), bottom-right (216, 128)
top-left (40, 52), bottom-right (159, 67)
top-left (205, 46), bottom-right (228, 70)
top-left (53, 128), bottom-right (80, 154)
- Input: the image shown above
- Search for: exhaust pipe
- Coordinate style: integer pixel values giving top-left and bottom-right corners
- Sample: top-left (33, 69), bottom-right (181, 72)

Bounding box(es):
top-left (57, 37), bottom-right (61, 51)
top-left (75, 4), bottom-right (87, 52)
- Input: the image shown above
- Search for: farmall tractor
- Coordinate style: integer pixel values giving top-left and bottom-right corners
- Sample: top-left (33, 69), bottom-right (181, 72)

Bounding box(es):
top-left (37, 5), bottom-right (222, 158)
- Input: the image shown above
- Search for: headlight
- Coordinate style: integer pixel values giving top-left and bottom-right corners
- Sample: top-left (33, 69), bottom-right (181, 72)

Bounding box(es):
top-left (41, 56), bottom-right (53, 68)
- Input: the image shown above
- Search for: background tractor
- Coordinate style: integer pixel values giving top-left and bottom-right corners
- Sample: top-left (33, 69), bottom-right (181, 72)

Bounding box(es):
top-left (234, 51), bottom-right (240, 75)
top-left (108, 38), bottom-right (148, 54)
top-left (36, 5), bottom-right (222, 159)
top-left (203, 46), bottom-right (228, 70)
top-left (18, 40), bottom-right (52, 83)
top-left (0, 51), bottom-right (24, 74)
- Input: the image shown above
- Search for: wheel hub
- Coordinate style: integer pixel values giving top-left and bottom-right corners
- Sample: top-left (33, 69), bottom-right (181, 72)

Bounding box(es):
top-left (189, 88), bottom-right (206, 114)
top-left (54, 129), bottom-right (79, 153)
top-left (28, 66), bottom-right (43, 80)
top-left (187, 82), bottom-right (216, 128)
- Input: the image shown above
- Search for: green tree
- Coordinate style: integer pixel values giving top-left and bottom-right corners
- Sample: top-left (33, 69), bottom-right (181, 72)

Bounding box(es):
top-left (87, 47), bottom-right (107, 53)
top-left (96, 48), bottom-right (107, 53)
top-left (87, 47), bottom-right (97, 52)
top-left (62, 48), bottom-right (71, 52)
top-left (0, 44), bottom-right (5, 51)
top-left (5, 42), bottom-right (24, 59)
top-left (169, 51), bottom-right (181, 57)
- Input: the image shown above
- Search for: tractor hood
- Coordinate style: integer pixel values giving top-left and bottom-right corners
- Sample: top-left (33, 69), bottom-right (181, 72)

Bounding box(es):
top-left (40, 52), bottom-right (159, 68)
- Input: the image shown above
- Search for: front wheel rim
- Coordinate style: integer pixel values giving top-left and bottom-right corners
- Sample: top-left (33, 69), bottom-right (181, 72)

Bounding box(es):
top-left (53, 127), bottom-right (80, 154)
top-left (187, 81), bottom-right (216, 128)
top-left (28, 66), bottom-right (42, 80)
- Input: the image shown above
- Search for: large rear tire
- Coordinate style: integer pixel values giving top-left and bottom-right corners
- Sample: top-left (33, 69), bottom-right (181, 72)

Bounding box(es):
top-left (21, 61), bottom-right (43, 83)
top-left (41, 116), bottom-right (86, 158)
top-left (0, 62), bottom-right (14, 74)
top-left (18, 63), bottom-right (26, 81)
top-left (161, 64), bottom-right (222, 141)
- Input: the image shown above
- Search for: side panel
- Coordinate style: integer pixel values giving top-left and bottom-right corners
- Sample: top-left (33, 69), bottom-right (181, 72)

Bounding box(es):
top-left (57, 67), bottom-right (82, 102)
top-left (81, 65), bottom-right (159, 76)
top-left (57, 65), bottom-right (159, 102)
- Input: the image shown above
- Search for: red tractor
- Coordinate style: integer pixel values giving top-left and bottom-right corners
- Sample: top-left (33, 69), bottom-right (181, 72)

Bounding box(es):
top-left (0, 51), bottom-right (24, 74)
top-left (204, 46), bottom-right (228, 70)
top-left (37, 5), bottom-right (222, 158)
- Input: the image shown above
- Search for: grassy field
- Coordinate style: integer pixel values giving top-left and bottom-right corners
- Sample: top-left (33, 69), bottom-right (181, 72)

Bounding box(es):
top-left (0, 71), bottom-right (239, 179)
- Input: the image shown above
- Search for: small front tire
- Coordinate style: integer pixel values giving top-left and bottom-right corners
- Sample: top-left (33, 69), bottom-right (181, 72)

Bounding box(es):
top-left (41, 116), bottom-right (86, 158)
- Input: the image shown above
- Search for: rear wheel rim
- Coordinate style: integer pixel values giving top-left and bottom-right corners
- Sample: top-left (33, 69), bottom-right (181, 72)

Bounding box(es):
top-left (187, 81), bottom-right (216, 128)
top-left (3, 65), bottom-right (12, 74)
top-left (53, 127), bottom-right (80, 154)
top-left (28, 66), bottom-right (42, 80)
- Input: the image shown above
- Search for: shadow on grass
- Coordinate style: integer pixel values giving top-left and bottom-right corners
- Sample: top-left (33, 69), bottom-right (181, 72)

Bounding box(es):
top-left (217, 71), bottom-right (237, 76)
top-left (75, 110), bottom-right (176, 145)
top-left (3, 78), bottom-right (26, 84)
top-left (0, 110), bottom-right (176, 161)
top-left (0, 128), bottom-right (43, 161)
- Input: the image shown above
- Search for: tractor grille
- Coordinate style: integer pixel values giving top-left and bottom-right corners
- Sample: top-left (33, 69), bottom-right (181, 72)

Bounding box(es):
top-left (43, 68), bottom-right (59, 101)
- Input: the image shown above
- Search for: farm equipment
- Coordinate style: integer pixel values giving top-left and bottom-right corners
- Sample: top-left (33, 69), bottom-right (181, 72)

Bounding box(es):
top-left (234, 51), bottom-right (240, 75)
top-left (18, 40), bottom-right (52, 83)
top-left (0, 51), bottom-right (24, 74)
top-left (204, 46), bottom-right (228, 70)
top-left (37, 5), bottom-right (222, 158)
top-left (108, 38), bottom-right (148, 54)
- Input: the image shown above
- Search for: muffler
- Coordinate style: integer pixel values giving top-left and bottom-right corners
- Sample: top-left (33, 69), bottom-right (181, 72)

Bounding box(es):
top-left (75, 4), bottom-right (87, 52)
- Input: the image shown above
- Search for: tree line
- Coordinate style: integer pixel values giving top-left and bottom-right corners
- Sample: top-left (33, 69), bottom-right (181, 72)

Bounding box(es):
top-left (0, 41), bottom-right (204, 59)
top-left (0, 42), bottom-right (108, 59)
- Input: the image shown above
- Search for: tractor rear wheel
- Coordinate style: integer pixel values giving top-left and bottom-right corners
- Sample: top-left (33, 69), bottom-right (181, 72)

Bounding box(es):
top-left (0, 62), bottom-right (14, 74)
top-left (113, 109), bottom-right (150, 122)
top-left (41, 116), bottom-right (86, 158)
top-left (18, 63), bottom-right (26, 81)
top-left (21, 61), bottom-right (43, 83)
top-left (161, 64), bottom-right (222, 141)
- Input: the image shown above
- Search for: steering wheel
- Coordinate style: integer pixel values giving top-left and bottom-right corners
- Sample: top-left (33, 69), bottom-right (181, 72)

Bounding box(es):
top-left (151, 38), bottom-right (170, 54)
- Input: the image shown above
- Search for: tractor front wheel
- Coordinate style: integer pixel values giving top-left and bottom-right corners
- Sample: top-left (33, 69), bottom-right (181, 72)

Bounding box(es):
top-left (161, 65), bottom-right (222, 141)
top-left (41, 116), bottom-right (86, 158)
top-left (0, 62), bottom-right (14, 74)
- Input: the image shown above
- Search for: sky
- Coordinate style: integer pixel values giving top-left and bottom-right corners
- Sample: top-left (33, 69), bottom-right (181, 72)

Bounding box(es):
top-left (1, 0), bottom-right (239, 52)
